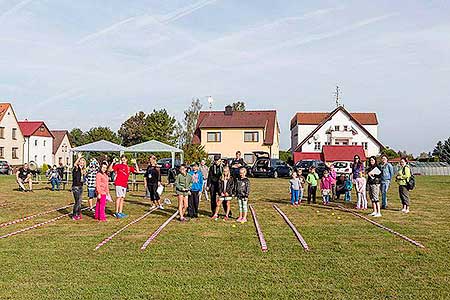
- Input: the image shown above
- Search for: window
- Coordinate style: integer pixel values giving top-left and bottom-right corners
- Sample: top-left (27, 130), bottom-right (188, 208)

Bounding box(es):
top-left (314, 142), bottom-right (321, 150)
top-left (66, 157), bottom-right (69, 165)
top-left (0, 147), bottom-right (4, 158)
top-left (12, 128), bottom-right (17, 140)
top-left (244, 153), bottom-right (255, 164)
top-left (325, 142), bottom-right (330, 145)
top-left (342, 141), bottom-right (349, 145)
top-left (207, 132), bottom-right (221, 142)
top-left (12, 148), bottom-right (18, 159)
top-left (34, 140), bottom-right (38, 146)
top-left (43, 140), bottom-right (46, 147)
top-left (39, 126), bottom-right (44, 132)
top-left (244, 131), bottom-right (259, 142)
top-left (343, 125), bottom-right (348, 131)
top-left (208, 153), bottom-right (221, 161)
top-left (43, 155), bottom-right (46, 163)
top-left (34, 155), bottom-right (38, 162)
top-left (334, 125), bottom-right (340, 131)
top-left (362, 142), bottom-right (368, 150)
top-left (0, 127), bottom-right (4, 139)
top-left (352, 142), bottom-right (358, 146)
top-left (335, 141), bottom-right (339, 145)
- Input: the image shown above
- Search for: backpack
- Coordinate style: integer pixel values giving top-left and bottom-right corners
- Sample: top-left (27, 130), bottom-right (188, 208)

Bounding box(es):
top-left (403, 166), bottom-right (415, 191)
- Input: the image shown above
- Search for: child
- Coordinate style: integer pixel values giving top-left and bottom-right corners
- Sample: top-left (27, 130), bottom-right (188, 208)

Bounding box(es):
top-left (306, 166), bottom-right (319, 204)
top-left (344, 175), bottom-right (353, 202)
top-left (289, 172), bottom-right (301, 206)
top-left (175, 165), bottom-right (193, 222)
top-left (86, 159), bottom-right (99, 212)
top-left (72, 154), bottom-right (86, 221)
top-left (212, 166), bottom-right (234, 220)
top-left (235, 168), bottom-right (250, 223)
top-left (320, 170), bottom-right (333, 205)
top-left (329, 164), bottom-right (337, 200)
top-left (47, 165), bottom-right (61, 191)
top-left (355, 173), bottom-right (367, 210)
top-left (188, 163), bottom-right (204, 218)
top-left (95, 162), bottom-right (110, 222)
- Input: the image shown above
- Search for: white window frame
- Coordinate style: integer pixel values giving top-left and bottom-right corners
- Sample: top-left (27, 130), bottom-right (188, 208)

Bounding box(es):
top-left (244, 131), bottom-right (259, 143)
top-left (207, 132), bottom-right (221, 142)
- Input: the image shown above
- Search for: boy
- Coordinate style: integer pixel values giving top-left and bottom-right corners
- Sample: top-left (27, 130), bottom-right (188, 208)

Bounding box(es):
top-left (16, 163), bottom-right (33, 192)
top-left (47, 165), bottom-right (61, 191)
top-left (289, 172), bottom-right (301, 206)
top-left (306, 166), bottom-right (319, 204)
top-left (86, 159), bottom-right (99, 211)
top-left (344, 175), bottom-right (353, 202)
top-left (188, 163), bottom-right (203, 218)
top-left (235, 168), bottom-right (250, 223)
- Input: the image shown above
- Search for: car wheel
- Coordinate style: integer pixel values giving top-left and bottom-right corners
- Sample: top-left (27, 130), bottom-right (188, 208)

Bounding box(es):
top-left (273, 171), bottom-right (278, 178)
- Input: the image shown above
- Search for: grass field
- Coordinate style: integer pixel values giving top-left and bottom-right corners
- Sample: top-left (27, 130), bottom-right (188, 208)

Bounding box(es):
top-left (0, 175), bottom-right (449, 300)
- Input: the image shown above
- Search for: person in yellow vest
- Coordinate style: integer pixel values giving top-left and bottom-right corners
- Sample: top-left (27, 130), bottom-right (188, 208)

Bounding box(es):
top-left (396, 157), bottom-right (411, 213)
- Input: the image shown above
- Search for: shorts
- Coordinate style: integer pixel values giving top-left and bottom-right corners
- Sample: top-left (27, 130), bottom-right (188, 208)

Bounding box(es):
top-left (116, 186), bottom-right (127, 198)
top-left (147, 184), bottom-right (160, 201)
top-left (88, 188), bottom-right (96, 199)
top-left (219, 196), bottom-right (232, 201)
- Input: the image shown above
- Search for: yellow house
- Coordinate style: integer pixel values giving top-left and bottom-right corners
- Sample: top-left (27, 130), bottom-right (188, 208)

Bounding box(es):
top-left (0, 103), bottom-right (25, 166)
top-left (192, 106), bottom-right (280, 163)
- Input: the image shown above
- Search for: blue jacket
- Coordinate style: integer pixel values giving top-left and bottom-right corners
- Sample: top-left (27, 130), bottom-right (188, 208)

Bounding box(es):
top-left (189, 170), bottom-right (204, 192)
top-left (380, 162), bottom-right (394, 181)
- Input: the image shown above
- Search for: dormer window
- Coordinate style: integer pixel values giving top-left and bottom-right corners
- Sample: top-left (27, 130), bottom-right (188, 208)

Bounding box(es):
top-left (334, 125), bottom-right (340, 131)
top-left (40, 126), bottom-right (44, 132)
top-left (343, 125), bottom-right (348, 131)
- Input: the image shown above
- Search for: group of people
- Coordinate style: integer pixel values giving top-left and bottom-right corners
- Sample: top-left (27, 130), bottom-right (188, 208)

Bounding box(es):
top-left (289, 154), bottom-right (413, 217)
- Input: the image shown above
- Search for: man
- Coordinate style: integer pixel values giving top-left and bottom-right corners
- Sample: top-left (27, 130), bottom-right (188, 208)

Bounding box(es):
top-left (144, 155), bottom-right (163, 210)
top-left (207, 156), bottom-right (223, 216)
top-left (199, 159), bottom-right (209, 202)
top-left (231, 151), bottom-right (246, 179)
top-left (109, 155), bottom-right (139, 218)
top-left (380, 154), bottom-right (394, 209)
top-left (16, 163), bottom-right (33, 192)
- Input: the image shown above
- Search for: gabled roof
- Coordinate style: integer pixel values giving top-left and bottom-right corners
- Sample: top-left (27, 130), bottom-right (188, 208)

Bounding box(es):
top-left (192, 110), bottom-right (277, 145)
top-left (51, 130), bottom-right (70, 154)
top-left (72, 140), bottom-right (127, 152)
top-left (18, 121), bottom-right (54, 138)
top-left (293, 106), bottom-right (384, 152)
top-left (291, 111), bottom-right (378, 129)
top-left (322, 145), bottom-right (366, 162)
top-left (127, 140), bottom-right (183, 153)
top-left (0, 103), bottom-right (11, 122)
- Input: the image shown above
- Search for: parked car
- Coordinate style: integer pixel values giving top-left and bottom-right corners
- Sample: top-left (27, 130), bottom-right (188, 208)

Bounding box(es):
top-left (157, 158), bottom-right (181, 176)
top-left (223, 157), bottom-right (252, 177)
top-left (294, 160), bottom-right (328, 178)
top-left (332, 161), bottom-right (352, 175)
top-left (251, 151), bottom-right (292, 178)
top-left (0, 160), bottom-right (12, 175)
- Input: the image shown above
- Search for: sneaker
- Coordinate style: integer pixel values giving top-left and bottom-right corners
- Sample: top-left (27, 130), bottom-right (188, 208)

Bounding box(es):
top-left (210, 214), bottom-right (218, 220)
top-left (404, 209), bottom-right (409, 214)
top-left (401, 208), bottom-right (406, 213)
top-left (72, 216), bottom-right (78, 221)
top-left (158, 205), bottom-right (164, 210)
top-left (119, 213), bottom-right (128, 218)
top-left (369, 212), bottom-right (376, 216)
top-left (374, 213), bottom-right (382, 217)
top-left (179, 217), bottom-right (186, 222)
top-left (113, 213), bottom-right (121, 218)
top-left (240, 218), bottom-right (247, 223)
top-left (236, 217), bottom-right (242, 222)
top-left (150, 204), bottom-right (157, 209)
top-left (223, 216), bottom-right (229, 221)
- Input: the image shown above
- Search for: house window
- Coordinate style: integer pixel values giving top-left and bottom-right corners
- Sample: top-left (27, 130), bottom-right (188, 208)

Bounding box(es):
top-left (343, 125), bottom-right (348, 131)
top-left (34, 155), bottom-right (38, 162)
top-left (66, 157), bottom-right (69, 165)
top-left (43, 140), bottom-right (46, 147)
top-left (334, 125), bottom-right (340, 131)
top-left (325, 142), bottom-right (330, 145)
top-left (342, 141), bottom-right (349, 145)
top-left (352, 142), bottom-right (358, 146)
top-left (0, 127), bottom-right (4, 139)
top-left (40, 126), bottom-right (44, 132)
top-left (0, 147), bottom-right (4, 158)
top-left (43, 155), bottom-right (46, 163)
top-left (208, 153), bottom-right (221, 161)
top-left (244, 131), bottom-right (259, 142)
top-left (362, 142), bottom-right (368, 150)
top-left (244, 153), bottom-right (255, 164)
top-left (12, 148), bottom-right (18, 159)
top-left (34, 140), bottom-right (38, 146)
top-left (59, 157), bottom-right (63, 164)
top-left (207, 132), bottom-right (221, 142)
top-left (335, 141), bottom-right (339, 145)
top-left (314, 142), bottom-right (321, 151)
top-left (12, 128), bottom-right (17, 140)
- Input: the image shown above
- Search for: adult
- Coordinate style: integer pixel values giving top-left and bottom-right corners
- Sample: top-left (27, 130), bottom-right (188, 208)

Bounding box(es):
top-left (352, 155), bottom-right (364, 200)
top-left (379, 154), bottom-right (394, 209)
top-left (109, 155), bottom-right (139, 218)
top-left (396, 157), bottom-right (412, 213)
top-left (144, 155), bottom-right (163, 210)
top-left (207, 156), bottom-right (223, 216)
top-left (16, 163), bottom-right (33, 192)
top-left (71, 155), bottom-right (86, 220)
top-left (231, 151), bottom-right (246, 179)
top-left (175, 164), bottom-right (193, 222)
top-left (367, 156), bottom-right (382, 217)
top-left (188, 163), bottom-right (203, 218)
top-left (199, 159), bottom-right (209, 202)
top-left (335, 174), bottom-right (346, 200)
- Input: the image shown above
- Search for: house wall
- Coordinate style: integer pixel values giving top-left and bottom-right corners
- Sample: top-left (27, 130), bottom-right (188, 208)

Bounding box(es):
top-left (24, 136), bottom-right (54, 167)
top-left (0, 105), bottom-right (25, 166)
top-left (53, 134), bottom-right (73, 167)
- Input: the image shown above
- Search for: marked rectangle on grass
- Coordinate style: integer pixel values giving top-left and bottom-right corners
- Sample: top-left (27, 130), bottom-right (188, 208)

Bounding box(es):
top-left (273, 205), bottom-right (310, 251)
top-left (249, 205), bottom-right (268, 252)
top-left (140, 210), bottom-right (179, 251)
top-left (0, 204), bottom-right (72, 228)
top-left (94, 207), bottom-right (159, 251)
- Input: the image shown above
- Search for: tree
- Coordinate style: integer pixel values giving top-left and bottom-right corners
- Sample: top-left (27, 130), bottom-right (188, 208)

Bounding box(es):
top-left (68, 128), bottom-right (87, 147)
top-left (230, 101), bottom-right (246, 111)
top-left (279, 150), bottom-right (293, 165)
top-left (144, 109), bottom-right (179, 146)
top-left (118, 111), bottom-right (148, 146)
top-left (179, 98), bottom-right (202, 146)
top-left (433, 138), bottom-right (450, 163)
top-left (380, 147), bottom-right (399, 159)
top-left (84, 127), bottom-right (121, 144)
top-left (182, 144), bottom-right (208, 164)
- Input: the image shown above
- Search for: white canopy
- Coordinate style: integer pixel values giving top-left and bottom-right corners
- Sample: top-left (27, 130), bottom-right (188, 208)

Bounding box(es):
top-left (71, 140), bottom-right (127, 153)
top-left (126, 140), bottom-right (183, 165)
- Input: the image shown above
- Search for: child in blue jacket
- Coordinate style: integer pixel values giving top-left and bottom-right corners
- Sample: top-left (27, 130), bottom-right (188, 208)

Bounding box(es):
top-left (188, 163), bottom-right (204, 218)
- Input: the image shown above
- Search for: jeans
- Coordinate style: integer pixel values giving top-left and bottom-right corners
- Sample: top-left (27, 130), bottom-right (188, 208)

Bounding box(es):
top-left (188, 191), bottom-right (200, 218)
top-left (380, 181), bottom-right (391, 208)
top-left (345, 191), bottom-right (351, 202)
top-left (290, 189), bottom-right (300, 204)
top-left (50, 178), bottom-right (60, 191)
top-left (72, 186), bottom-right (83, 216)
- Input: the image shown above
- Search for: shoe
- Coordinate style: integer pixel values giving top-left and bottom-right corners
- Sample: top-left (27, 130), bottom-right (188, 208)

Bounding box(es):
top-left (211, 214), bottom-right (218, 220)
top-left (119, 213), bottom-right (127, 218)
top-left (236, 217), bottom-right (242, 222)
top-left (240, 218), bottom-right (247, 223)
top-left (72, 216), bottom-right (78, 221)
top-left (404, 209), bottom-right (409, 214)
top-left (223, 216), bottom-right (229, 221)
top-left (150, 204), bottom-right (157, 209)
top-left (374, 213), bottom-right (382, 217)
top-left (369, 212), bottom-right (376, 216)
top-left (179, 217), bottom-right (186, 222)
top-left (381, 206), bottom-right (387, 209)
top-left (113, 213), bottom-right (121, 218)
top-left (158, 205), bottom-right (164, 210)
top-left (401, 208), bottom-right (406, 213)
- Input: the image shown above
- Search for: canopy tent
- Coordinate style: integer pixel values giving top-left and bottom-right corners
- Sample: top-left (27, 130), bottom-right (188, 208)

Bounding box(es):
top-left (126, 140), bottom-right (184, 167)
top-left (71, 140), bottom-right (127, 153)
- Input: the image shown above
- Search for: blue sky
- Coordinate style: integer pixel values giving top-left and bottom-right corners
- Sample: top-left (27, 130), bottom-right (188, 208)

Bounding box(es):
top-left (1, 0), bottom-right (449, 155)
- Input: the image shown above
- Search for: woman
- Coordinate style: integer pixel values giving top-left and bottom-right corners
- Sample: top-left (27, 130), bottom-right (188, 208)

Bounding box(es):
top-left (396, 157), bottom-right (411, 213)
top-left (211, 166), bottom-right (234, 220)
top-left (352, 155), bottom-right (364, 201)
top-left (175, 165), bottom-right (193, 222)
top-left (95, 161), bottom-right (110, 221)
top-left (72, 154), bottom-right (86, 221)
top-left (366, 156), bottom-right (382, 217)
top-left (144, 155), bottom-right (163, 209)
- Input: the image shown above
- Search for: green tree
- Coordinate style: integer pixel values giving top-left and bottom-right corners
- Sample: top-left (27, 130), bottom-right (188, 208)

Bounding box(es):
top-left (433, 138), bottom-right (450, 163)
top-left (85, 127), bottom-right (121, 144)
top-left (68, 128), bottom-right (87, 147)
top-left (118, 111), bottom-right (147, 146)
top-left (230, 101), bottom-right (246, 111)
top-left (380, 147), bottom-right (400, 159)
top-left (182, 144), bottom-right (207, 165)
top-left (180, 98), bottom-right (202, 146)
top-left (144, 109), bottom-right (179, 146)
top-left (279, 150), bottom-right (293, 165)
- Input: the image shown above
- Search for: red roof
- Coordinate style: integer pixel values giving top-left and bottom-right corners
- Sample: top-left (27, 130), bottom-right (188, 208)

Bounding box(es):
top-left (322, 145), bottom-right (366, 162)
top-left (293, 152), bottom-right (322, 163)
top-left (18, 121), bottom-right (54, 138)
top-left (0, 103), bottom-right (11, 122)
top-left (51, 130), bottom-right (69, 154)
top-left (192, 110), bottom-right (277, 145)
top-left (291, 111), bottom-right (378, 129)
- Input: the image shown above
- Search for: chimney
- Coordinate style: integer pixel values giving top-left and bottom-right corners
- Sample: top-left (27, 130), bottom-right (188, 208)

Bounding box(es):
top-left (224, 105), bottom-right (233, 115)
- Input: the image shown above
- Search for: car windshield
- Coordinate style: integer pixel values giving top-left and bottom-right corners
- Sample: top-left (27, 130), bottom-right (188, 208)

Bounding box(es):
top-left (296, 161), bottom-right (313, 168)
top-left (333, 162), bottom-right (348, 168)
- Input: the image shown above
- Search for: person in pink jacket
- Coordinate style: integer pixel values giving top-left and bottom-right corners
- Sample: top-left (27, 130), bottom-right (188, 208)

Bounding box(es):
top-left (95, 162), bottom-right (110, 221)
top-left (320, 170), bottom-right (333, 205)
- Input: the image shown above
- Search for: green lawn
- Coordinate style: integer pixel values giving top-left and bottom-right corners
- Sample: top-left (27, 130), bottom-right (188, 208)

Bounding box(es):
top-left (0, 175), bottom-right (449, 299)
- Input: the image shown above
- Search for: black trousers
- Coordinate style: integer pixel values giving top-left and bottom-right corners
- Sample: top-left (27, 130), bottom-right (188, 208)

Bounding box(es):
top-left (188, 191), bottom-right (200, 218)
top-left (209, 182), bottom-right (232, 217)
top-left (72, 186), bottom-right (83, 216)
top-left (308, 185), bottom-right (317, 204)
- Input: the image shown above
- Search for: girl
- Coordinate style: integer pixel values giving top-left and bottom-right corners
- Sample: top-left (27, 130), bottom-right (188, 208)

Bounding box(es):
top-left (367, 156), bottom-right (382, 217)
top-left (72, 154), bottom-right (86, 221)
top-left (86, 159), bottom-right (99, 212)
top-left (175, 165), bottom-right (193, 222)
top-left (329, 164), bottom-right (337, 200)
top-left (188, 163), bottom-right (204, 218)
top-left (235, 168), bottom-right (250, 223)
top-left (289, 171), bottom-right (301, 206)
top-left (47, 165), bottom-right (61, 191)
top-left (396, 157), bottom-right (412, 213)
top-left (320, 170), bottom-right (333, 205)
top-left (355, 172), bottom-right (367, 210)
top-left (95, 162), bottom-right (110, 221)
top-left (212, 166), bottom-right (234, 220)
top-left (344, 175), bottom-right (353, 202)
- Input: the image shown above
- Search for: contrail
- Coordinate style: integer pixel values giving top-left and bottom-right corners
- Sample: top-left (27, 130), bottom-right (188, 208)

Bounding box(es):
top-left (76, 16), bottom-right (136, 45)
top-left (0, 0), bottom-right (34, 21)
top-left (161, 0), bottom-right (218, 24)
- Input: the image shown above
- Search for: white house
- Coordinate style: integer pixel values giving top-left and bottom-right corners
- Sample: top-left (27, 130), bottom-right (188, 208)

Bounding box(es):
top-left (291, 106), bottom-right (384, 161)
top-left (51, 130), bottom-right (73, 167)
top-left (18, 121), bottom-right (54, 167)
top-left (0, 103), bottom-right (25, 166)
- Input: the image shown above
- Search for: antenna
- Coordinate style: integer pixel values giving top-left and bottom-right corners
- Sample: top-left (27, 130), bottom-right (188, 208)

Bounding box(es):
top-left (334, 85), bottom-right (341, 107)
top-left (207, 96), bottom-right (214, 111)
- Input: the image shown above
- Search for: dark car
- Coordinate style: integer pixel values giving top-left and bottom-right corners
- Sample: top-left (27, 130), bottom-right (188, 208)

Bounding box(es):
top-left (224, 157), bottom-right (252, 177)
top-left (157, 158), bottom-right (181, 176)
top-left (0, 160), bottom-right (12, 175)
top-left (294, 160), bottom-right (328, 178)
top-left (251, 152), bottom-right (292, 178)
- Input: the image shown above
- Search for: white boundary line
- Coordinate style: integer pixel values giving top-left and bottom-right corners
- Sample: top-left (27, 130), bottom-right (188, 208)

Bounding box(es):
top-left (140, 210), bottom-right (179, 251)
top-left (0, 204), bottom-right (72, 228)
top-left (249, 205), bottom-right (268, 252)
top-left (273, 205), bottom-right (310, 251)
